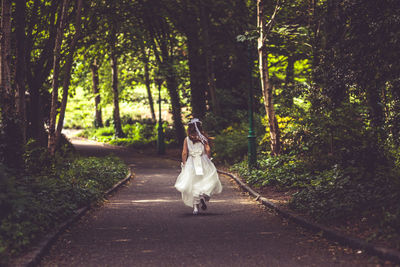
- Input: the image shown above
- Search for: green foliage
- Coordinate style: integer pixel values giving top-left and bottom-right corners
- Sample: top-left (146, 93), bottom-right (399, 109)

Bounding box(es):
top-left (232, 152), bottom-right (400, 239)
top-left (0, 150), bottom-right (127, 264)
top-left (211, 112), bottom-right (266, 164)
top-left (230, 95), bottom-right (400, 243)
top-left (81, 120), bottom-right (176, 148)
top-left (290, 165), bottom-right (400, 232)
top-left (213, 124), bottom-right (248, 164)
top-left (231, 154), bottom-right (311, 188)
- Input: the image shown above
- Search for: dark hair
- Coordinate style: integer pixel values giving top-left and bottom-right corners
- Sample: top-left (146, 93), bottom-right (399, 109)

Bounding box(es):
top-left (188, 122), bottom-right (208, 144)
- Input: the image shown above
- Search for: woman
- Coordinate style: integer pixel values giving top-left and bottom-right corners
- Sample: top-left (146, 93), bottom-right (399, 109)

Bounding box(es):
top-left (174, 118), bottom-right (223, 215)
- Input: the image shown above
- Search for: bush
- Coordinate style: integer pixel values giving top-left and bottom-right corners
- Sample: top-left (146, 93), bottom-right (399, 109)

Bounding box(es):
top-left (212, 112), bottom-right (266, 164)
top-left (213, 124), bottom-right (248, 164)
top-left (231, 154), bottom-right (311, 188)
top-left (81, 120), bottom-right (176, 148)
top-left (289, 164), bottom-right (400, 222)
top-left (232, 152), bottom-right (400, 240)
top-left (0, 150), bottom-right (127, 265)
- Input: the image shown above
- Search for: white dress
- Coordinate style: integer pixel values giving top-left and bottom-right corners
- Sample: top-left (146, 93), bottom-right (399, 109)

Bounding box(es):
top-left (175, 137), bottom-right (223, 207)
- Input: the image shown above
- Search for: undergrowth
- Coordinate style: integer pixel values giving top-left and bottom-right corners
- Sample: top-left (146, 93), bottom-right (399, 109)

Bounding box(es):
top-left (231, 154), bottom-right (400, 248)
top-left (0, 141), bottom-right (128, 265)
top-left (81, 121), bottom-right (176, 148)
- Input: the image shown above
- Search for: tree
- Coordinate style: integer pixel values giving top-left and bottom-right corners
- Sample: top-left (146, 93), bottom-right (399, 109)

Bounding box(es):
top-left (257, 0), bottom-right (281, 155)
top-left (26, 0), bottom-right (61, 145)
top-left (109, 17), bottom-right (125, 138)
top-left (0, 0), bottom-right (13, 116)
top-left (140, 44), bottom-right (156, 122)
top-left (48, 0), bottom-right (70, 154)
top-left (199, 0), bottom-right (220, 116)
top-left (139, 0), bottom-right (185, 144)
top-left (91, 58), bottom-right (103, 127)
top-left (14, 0), bottom-right (27, 143)
top-left (0, 0), bottom-right (23, 168)
top-left (162, 0), bottom-right (207, 119)
top-left (54, 0), bottom-right (84, 150)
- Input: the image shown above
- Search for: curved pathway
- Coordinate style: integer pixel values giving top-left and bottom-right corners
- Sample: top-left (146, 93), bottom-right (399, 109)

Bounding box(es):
top-left (40, 139), bottom-right (383, 266)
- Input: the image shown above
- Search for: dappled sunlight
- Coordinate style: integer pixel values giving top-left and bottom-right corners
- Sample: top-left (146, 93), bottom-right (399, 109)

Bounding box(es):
top-left (113, 239), bottom-right (132, 243)
top-left (108, 202), bottom-right (133, 206)
top-left (258, 232), bottom-right (277, 235)
top-left (131, 199), bottom-right (180, 203)
top-left (70, 139), bottom-right (105, 146)
top-left (211, 199), bottom-right (255, 205)
top-left (148, 174), bottom-right (169, 178)
top-left (96, 227), bottom-right (128, 230)
top-left (107, 199), bottom-right (179, 206)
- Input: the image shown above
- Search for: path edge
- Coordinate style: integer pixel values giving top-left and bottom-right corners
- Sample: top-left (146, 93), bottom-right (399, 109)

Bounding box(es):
top-left (218, 170), bottom-right (400, 264)
top-left (10, 171), bottom-right (134, 267)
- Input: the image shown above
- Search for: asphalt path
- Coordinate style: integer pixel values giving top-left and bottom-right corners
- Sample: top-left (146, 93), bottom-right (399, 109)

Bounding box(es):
top-left (40, 138), bottom-right (384, 266)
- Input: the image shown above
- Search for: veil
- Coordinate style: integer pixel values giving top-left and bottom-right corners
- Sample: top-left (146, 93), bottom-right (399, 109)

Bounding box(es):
top-left (188, 118), bottom-right (208, 144)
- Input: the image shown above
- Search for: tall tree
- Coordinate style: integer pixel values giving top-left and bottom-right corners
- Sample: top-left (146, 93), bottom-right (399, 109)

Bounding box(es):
top-left (141, 45), bottom-right (156, 122)
top-left (0, 0), bottom-right (13, 114)
top-left (26, 0), bottom-right (60, 145)
top-left (258, 0), bottom-right (281, 155)
top-left (54, 0), bottom-right (84, 150)
top-left (199, 0), bottom-right (220, 116)
top-left (48, 0), bottom-right (70, 154)
top-left (140, 0), bottom-right (185, 144)
top-left (163, 0), bottom-right (207, 119)
top-left (109, 18), bottom-right (125, 138)
top-left (14, 0), bottom-right (27, 143)
top-left (91, 58), bottom-right (103, 127)
top-left (0, 0), bottom-right (21, 168)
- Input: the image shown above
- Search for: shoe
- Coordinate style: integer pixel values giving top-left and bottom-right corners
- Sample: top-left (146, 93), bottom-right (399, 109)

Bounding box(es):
top-left (193, 204), bottom-right (199, 215)
top-left (200, 198), bottom-right (207, 210)
top-left (201, 194), bottom-right (211, 202)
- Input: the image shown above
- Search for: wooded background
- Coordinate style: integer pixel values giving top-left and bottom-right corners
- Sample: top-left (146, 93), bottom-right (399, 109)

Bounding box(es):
top-left (1, 0), bottom-right (400, 262)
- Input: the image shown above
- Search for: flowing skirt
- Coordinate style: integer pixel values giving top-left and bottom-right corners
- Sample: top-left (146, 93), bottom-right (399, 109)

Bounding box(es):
top-left (174, 155), bottom-right (222, 207)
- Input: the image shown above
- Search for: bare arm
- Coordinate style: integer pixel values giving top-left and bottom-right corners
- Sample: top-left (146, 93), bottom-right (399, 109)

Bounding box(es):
top-left (182, 138), bottom-right (188, 164)
top-left (204, 142), bottom-right (211, 158)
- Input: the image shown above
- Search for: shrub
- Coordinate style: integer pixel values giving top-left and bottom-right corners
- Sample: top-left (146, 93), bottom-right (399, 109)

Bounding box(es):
top-left (81, 120), bottom-right (176, 148)
top-left (0, 152), bottom-right (127, 265)
top-left (232, 152), bottom-right (400, 237)
top-left (212, 112), bottom-right (266, 164)
top-left (231, 154), bottom-right (311, 188)
top-left (289, 164), bottom-right (400, 223)
top-left (213, 124), bottom-right (248, 164)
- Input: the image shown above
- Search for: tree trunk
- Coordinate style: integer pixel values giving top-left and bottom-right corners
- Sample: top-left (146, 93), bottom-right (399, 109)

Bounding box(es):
top-left (55, 0), bottom-right (83, 149)
top-left (110, 41), bottom-right (124, 138)
top-left (142, 4), bottom-right (185, 145)
top-left (187, 31), bottom-right (207, 119)
top-left (48, 0), bottom-right (69, 154)
top-left (26, 0), bottom-right (58, 145)
top-left (14, 0), bottom-right (27, 144)
top-left (91, 59), bottom-right (103, 128)
top-left (27, 83), bottom-right (46, 144)
top-left (0, 0), bottom-right (23, 168)
top-left (165, 69), bottom-right (185, 145)
top-left (257, 0), bottom-right (281, 155)
top-left (142, 48), bottom-right (156, 121)
top-left (0, 0), bottom-right (13, 113)
top-left (200, 0), bottom-right (220, 116)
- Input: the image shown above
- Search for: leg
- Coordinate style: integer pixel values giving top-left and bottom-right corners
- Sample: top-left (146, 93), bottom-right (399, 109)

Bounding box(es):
top-left (193, 195), bottom-right (200, 215)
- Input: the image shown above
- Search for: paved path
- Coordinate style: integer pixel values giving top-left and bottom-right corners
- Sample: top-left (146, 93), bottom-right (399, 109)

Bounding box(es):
top-left (40, 139), bottom-right (383, 266)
